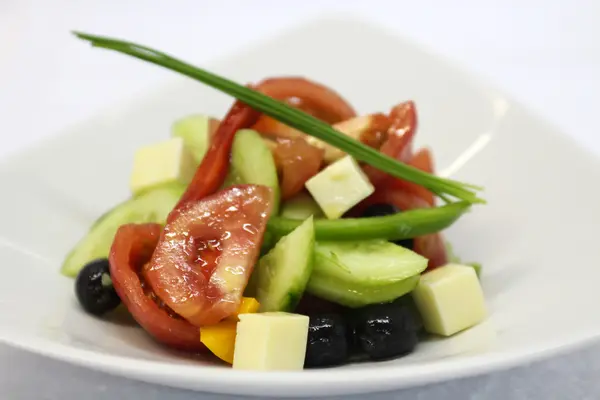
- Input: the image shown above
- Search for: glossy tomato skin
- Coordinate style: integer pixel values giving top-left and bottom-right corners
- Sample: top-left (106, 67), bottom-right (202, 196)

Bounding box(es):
top-left (273, 138), bottom-right (324, 200)
top-left (387, 147), bottom-right (435, 206)
top-left (145, 185), bottom-right (274, 327)
top-left (363, 101), bottom-right (417, 186)
top-left (173, 101), bottom-right (260, 213)
top-left (109, 223), bottom-right (205, 351)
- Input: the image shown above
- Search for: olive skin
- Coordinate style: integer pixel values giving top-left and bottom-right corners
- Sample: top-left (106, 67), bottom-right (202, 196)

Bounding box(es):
top-left (361, 203), bottom-right (414, 249)
top-left (75, 258), bottom-right (121, 316)
top-left (347, 301), bottom-right (420, 360)
top-left (304, 314), bottom-right (349, 368)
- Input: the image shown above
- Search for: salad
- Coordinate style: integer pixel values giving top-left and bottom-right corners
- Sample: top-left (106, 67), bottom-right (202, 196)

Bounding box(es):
top-left (64, 32), bottom-right (487, 371)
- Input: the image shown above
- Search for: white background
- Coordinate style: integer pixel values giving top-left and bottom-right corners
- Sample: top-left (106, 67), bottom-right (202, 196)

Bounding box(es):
top-left (1, 0), bottom-right (599, 398)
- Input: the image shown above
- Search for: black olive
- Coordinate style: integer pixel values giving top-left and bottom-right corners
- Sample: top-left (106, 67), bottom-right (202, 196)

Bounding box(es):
top-left (360, 203), bottom-right (414, 249)
top-left (304, 314), bottom-right (348, 368)
top-left (75, 258), bottom-right (121, 316)
top-left (348, 301), bottom-right (420, 361)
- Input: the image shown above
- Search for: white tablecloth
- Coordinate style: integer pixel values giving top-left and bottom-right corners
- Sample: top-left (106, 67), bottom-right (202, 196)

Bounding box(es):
top-left (1, 0), bottom-right (599, 398)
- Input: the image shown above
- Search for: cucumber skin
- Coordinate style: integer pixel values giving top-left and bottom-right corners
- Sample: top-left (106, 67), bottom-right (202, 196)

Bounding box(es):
top-left (307, 268), bottom-right (420, 308)
top-left (226, 129), bottom-right (280, 214)
top-left (60, 184), bottom-right (185, 278)
top-left (306, 240), bottom-right (427, 308)
top-left (171, 114), bottom-right (213, 164)
top-left (255, 217), bottom-right (315, 312)
top-left (268, 202), bottom-right (470, 241)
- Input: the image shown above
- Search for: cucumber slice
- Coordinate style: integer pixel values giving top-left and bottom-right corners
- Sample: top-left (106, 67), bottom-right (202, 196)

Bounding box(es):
top-left (171, 114), bottom-right (217, 164)
top-left (60, 184), bottom-right (185, 278)
top-left (306, 240), bottom-right (428, 308)
top-left (254, 216), bottom-right (315, 312)
top-left (226, 129), bottom-right (280, 213)
top-left (280, 192), bottom-right (324, 219)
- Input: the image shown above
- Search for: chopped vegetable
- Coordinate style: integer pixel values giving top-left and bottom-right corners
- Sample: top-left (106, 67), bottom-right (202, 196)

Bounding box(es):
top-left (171, 114), bottom-right (220, 164)
top-left (255, 216), bottom-right (315, 312)
top-left (226, 129), bottom-right (280, 213)
top-left (411, 264), bottom-right (487, 336)
top-left (61, 183), bottom-right (186, 278)
top-left (267, 201), bottom-right (471, 242)
top-left (109, 223), bottom-right (205, 351)
top-left (306, 240), bottom-right (427, 307)
top-left (144, 185), bottom-right (273, 326)
top-left (200, 297), bottom-right (261, 364)
top-left (279, 191), bottom-right (324, 220)
top-left (273, 137), bottom-right (324, 200)
top-left (75, 258), bottom-right (120, 316)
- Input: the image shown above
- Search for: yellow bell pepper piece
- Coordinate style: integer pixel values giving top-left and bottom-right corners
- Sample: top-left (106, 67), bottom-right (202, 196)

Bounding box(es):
top-left (227, 297), bottom-right (260, 320)
top-left (200, 297), bottom-right (260, 364)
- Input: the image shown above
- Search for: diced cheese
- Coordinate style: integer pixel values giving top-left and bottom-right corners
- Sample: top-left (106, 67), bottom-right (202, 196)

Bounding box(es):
top-left (129, 137), bottom-right (196, 195)
top-left (412, 264), bottom-right (487, 336)
top-left (232, 312), bottom-right (309, 371)
top-left (305, 156), bottom-right (374, 219)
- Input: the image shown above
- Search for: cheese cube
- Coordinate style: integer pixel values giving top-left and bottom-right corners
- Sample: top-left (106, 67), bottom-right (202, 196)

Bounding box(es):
top-left (129, 137), bottom-right (196, 195)
top-left (412, 264), bottom-right (487, 336)
top-left (305, 156), bottom-right (374, 219)
top-left (233, 312), bottom-right (309, 371)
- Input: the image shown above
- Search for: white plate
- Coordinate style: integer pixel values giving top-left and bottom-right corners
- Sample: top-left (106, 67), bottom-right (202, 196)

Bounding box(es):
top-left (1, 15), bottom-right (599, 398)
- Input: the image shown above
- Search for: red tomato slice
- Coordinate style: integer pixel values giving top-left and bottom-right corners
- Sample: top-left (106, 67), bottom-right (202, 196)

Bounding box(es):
top-left (173, 100), bottom-right (260, 214)
top-left (388, 147), bottom-right (436, 206)
top-left (145, 185), bottom-right (274, 327)
top-left (256, 77), bottom-right (357, 124)
top-left (273, 137), bottom-right (324, 200)
top-left (414, 233), bottom-right (448, 272)
top-left (363, 101), bottom-right (417, 186)
top-left (109, 223), bottom-right (205, 351)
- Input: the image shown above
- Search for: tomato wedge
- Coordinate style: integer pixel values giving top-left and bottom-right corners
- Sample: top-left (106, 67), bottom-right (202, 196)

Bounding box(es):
top-left (256, 77), bottom-right (357, 123)
top-left (251, 77), bottom-right (356, 140)
top-left (273, 137), bottom-right (324, 200)
top-left (109, 223), bottom-right (205, 351)
top-left (388, 147), bottom-right (436, 206)
top-left (173, 100), bottom-right (260, 213)
top-left (363, 101), bottom-right (417, 186)
top-left (145, 184), bottom-right (274, 327)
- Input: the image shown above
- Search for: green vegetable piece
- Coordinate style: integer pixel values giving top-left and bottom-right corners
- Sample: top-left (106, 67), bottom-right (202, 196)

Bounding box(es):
top-left (306, 240), bottom-right (428, 308)
top-left (279, 192), bottom-right (324, 219)
top-left (225, 129), bottom-right (280, 214)
top-left (61, 183), bottom-right (186, 278)
top-left (268, 202), bottom-right (470, 242)
top-left (254, 216), bottom-right (315, 312)
top-left (171, 114), bottom-right (216, 164)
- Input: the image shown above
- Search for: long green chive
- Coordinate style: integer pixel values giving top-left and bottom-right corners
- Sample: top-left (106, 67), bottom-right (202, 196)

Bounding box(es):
top-left (73, 32), bottom-right (485, 204)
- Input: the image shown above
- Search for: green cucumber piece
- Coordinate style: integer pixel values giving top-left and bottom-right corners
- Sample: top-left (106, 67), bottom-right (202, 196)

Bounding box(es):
top-left (60, 184), bottom-right (185, 278)
top-left (268, 202), bottom-right (470, 242)
top-left (254, 216), bottom-right (315, 312)
top-left (306, 240), bottom-right (428, 308)
top-left (280, 192), bottom-right (324, 219)
top-left (225, 129), bottom-right (280, 213)
top-left (171, 114), bottom-right (215, 164)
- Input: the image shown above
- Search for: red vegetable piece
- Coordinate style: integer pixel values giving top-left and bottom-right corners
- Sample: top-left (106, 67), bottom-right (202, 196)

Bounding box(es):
top-left (109, 223), bottom-right (205, 351)
top-left (145, 185), bottom-right (274, 327)
top-left (363, 101), bottom-right (417, 186)
top-left (273, 137), bottom-right (324, 200)
top-left (388, 147), bottom-right (436, 206)
top-left (172, 100), bottom-right (261, 215)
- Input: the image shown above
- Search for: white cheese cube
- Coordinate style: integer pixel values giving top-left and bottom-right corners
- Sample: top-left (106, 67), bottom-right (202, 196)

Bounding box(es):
top-left (412, 264), bottom-right (487, 336)
top-left (129, 137), bottom-right (196, 195)
top-left (304, 156), bottom-right (374, 219)
top-left (232, 312), bottom-right (309, 371)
